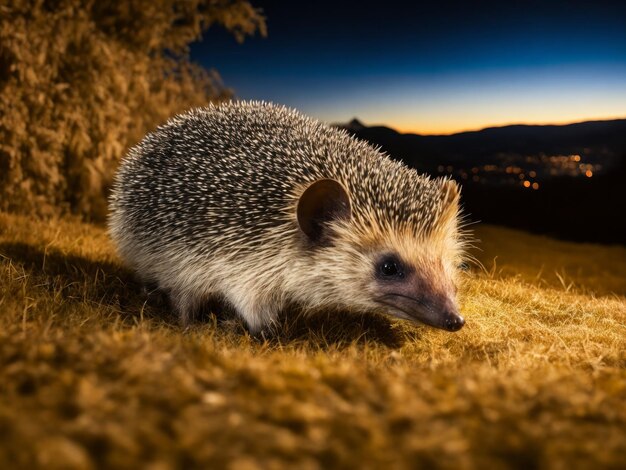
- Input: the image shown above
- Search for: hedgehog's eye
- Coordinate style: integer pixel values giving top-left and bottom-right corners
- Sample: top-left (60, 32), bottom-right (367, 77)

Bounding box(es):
top-left (379, 258), bottom-right (404, 278)
top-left (381, 261), bottom-right (398, 276)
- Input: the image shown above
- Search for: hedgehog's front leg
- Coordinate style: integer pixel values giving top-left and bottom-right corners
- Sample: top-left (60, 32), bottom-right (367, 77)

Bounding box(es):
top-left (229, 295), bottom-right (278, 335)
top-left (170, 290), bottom-right (201, 327)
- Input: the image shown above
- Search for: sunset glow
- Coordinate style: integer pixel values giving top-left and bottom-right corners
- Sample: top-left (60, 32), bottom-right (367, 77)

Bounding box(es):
top-left (193, 1), bottom-right (626, 135)
top-left (388, 112), bottom-right (626, 136)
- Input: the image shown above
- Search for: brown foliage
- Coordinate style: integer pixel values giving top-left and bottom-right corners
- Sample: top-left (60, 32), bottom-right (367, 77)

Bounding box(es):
top-left (0, 0), bottom-right (266, 220)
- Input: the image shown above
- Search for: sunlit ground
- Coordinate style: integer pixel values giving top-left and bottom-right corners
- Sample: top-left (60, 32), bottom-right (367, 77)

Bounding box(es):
top-left (0, 212), bottom-right (624, 468)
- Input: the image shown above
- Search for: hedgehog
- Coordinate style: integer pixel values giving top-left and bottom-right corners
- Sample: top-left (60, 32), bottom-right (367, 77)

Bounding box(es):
top-left (108, 101), bottom-right (467, 334)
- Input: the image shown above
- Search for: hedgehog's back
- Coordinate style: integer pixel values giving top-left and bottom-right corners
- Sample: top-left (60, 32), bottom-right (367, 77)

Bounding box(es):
top-left (109, 101), bottom-right (447, 265)
top-left (110, 103), bottom-right (345, 256)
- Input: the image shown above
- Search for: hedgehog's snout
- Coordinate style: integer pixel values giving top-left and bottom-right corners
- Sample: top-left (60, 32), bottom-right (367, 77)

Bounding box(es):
top-left (444, 313), bottom-right (465, 332)
top-left (438, 298), bottom-right (465, 332)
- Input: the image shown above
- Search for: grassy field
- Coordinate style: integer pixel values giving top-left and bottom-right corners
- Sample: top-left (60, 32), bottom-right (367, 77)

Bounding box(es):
top-left (0, 212), bottom-right (625, 469)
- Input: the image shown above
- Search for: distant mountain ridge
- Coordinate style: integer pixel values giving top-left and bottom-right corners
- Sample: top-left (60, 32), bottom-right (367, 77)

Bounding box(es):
top-left (334, 117), bottom-right (626, 170)
top-left (340, 117), bottom-right (626, 137)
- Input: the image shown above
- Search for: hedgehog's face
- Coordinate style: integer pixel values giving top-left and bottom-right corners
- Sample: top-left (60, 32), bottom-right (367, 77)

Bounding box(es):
top-left (368, 233), bottom-right (465, 332)
top-left (296, 178), bottom-right (465, 332)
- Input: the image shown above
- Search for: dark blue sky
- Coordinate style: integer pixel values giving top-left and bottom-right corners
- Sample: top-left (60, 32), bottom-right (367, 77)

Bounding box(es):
top-left (191, 0), bottom-right (626, 134)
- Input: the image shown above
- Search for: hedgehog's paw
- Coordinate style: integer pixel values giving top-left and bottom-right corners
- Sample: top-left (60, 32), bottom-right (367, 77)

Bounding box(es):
top-left (231, 299), bottom-right (277, 336)
top-left (242, 309), bottom-right (277, 337)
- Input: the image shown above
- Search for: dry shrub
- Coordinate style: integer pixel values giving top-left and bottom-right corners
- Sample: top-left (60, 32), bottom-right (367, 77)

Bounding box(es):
top-left (0, 0), bottom-right (265, 221)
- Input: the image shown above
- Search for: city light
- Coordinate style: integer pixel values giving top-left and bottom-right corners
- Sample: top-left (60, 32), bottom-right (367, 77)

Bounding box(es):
top-left (432, 152), bottom-right (601, 191)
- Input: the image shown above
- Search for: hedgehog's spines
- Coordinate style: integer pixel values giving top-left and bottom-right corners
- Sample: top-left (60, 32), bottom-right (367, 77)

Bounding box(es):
top-left (108, 101), bottom-right (463, 331)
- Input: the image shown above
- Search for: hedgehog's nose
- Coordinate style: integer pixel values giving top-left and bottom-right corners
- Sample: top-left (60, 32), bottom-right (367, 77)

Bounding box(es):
top-left (444, 315), bottom-right (465, 332)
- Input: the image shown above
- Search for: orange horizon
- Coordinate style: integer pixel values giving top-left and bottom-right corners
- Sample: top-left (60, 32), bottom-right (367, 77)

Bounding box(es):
top-left (369, 114), bottom-right (626, 136)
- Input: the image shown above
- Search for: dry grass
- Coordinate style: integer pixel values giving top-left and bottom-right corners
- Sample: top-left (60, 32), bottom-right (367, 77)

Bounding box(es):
top-left (0, 212), bottom-right (625, 469)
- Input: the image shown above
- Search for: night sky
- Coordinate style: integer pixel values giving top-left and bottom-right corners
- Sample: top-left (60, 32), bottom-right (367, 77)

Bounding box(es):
top-left (191, 0), bottom-right (626, 134)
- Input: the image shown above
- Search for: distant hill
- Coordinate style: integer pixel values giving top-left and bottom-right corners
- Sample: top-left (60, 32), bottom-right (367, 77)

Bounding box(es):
top-left (335, 118), bottom-right (626, 171)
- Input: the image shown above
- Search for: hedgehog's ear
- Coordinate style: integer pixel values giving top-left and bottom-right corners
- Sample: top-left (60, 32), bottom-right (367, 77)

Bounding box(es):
top-left (297, 179), bottom-right (351, 244)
